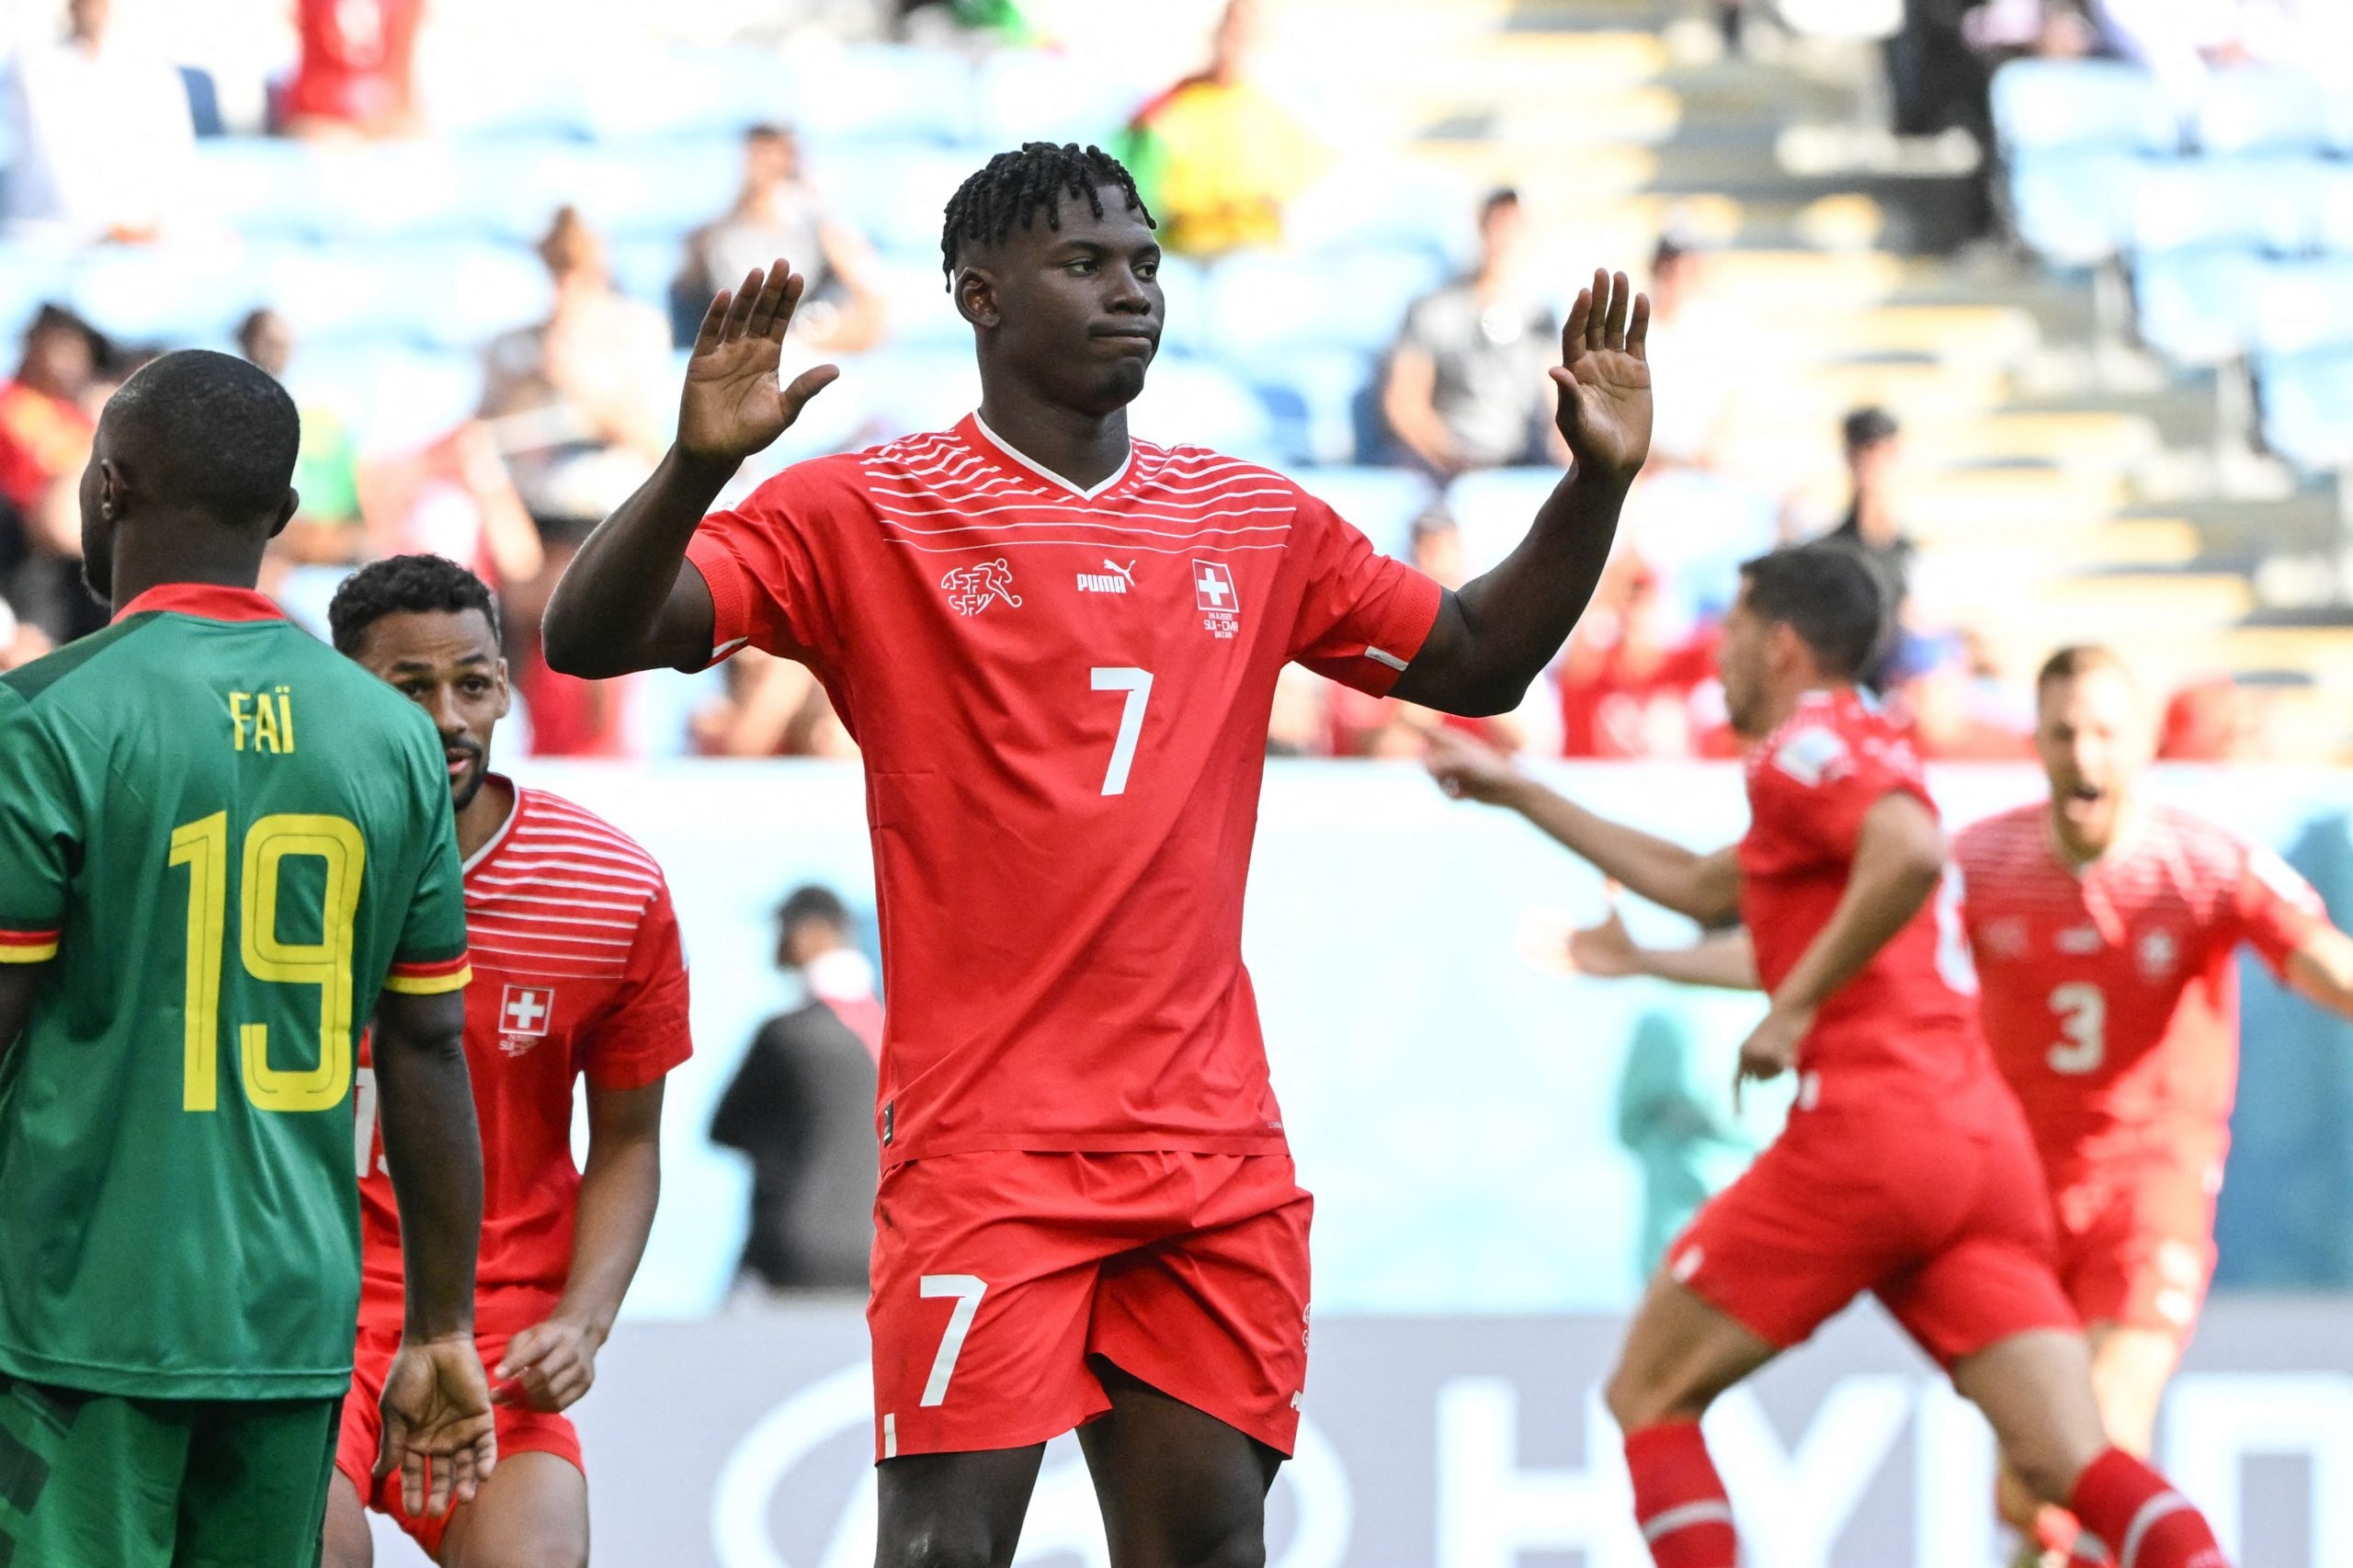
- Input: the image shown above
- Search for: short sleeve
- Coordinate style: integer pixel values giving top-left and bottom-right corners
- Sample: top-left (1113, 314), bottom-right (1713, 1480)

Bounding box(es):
top-left (2228, 840), bottom-right (2328, 979)
top-left (1747, 718), bottom-right (1932, 866)
top-left (583, 878), bottom-right (693, 1091)
top-left (1395, 292), bottom-right (1444, 357)
top-left (381, 751), bottom-right (471, 995)
top-left (0, 695), bottom-right (74, 964)
top-left (1286, 489), bottom-right (1444, 697)
top-left (683, 462), bottom-right (854, 670)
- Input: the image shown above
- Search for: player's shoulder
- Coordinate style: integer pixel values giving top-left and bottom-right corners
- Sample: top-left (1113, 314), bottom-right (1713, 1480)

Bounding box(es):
top-left (0, 613), bottom-right (160, 714)
top-left (2145, 801), bottom-right (2311, 900)
top-left (1125, 437), bottom-right (1303, 506)
top-left (507, 787), bottom-right (667, 892)
top-left (1953, 801), bottom-right (2046, 862)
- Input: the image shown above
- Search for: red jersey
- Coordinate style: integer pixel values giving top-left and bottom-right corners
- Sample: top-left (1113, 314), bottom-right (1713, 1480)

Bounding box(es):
top-left (1954, 801), bottom-right (2325, 1177)
top-left (285, 0), bottom-right (422, 127)
top-left (355, 784), bottom-right (692, 1335)
top-left (1739, 688), bottom-right (2007, 1119)
top-left (1556, 629), bottom-right (1731, 759)
top-left (686, 415), bottom-right (1441, 1165)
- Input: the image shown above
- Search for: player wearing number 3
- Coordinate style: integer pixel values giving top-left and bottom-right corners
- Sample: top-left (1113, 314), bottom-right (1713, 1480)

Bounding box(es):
top-left (0, 353), bottom-right (493, 1565)
top-left (540, 142), bottom-right (1651, 1566)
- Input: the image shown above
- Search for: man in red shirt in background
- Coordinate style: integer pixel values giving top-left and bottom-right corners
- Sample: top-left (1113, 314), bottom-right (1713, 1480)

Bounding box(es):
top-left (280, 0), bottom-right (423, 139)
top-left (540, 140), bottom-right (1652, 1568)
top-left (1428, 545), bottom-right (2230, 1568)
top-left (324, 554), bottom-right (691, 1568)
top-left (1957, 645), bottom-right (2353, 1564)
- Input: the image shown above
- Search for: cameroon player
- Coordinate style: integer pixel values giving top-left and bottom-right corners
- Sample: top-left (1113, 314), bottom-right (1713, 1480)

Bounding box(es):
top-left (0, 351), bottom-right (496, 1566)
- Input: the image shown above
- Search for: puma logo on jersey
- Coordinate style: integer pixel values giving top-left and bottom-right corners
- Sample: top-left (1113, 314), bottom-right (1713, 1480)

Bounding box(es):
top-left (1076, 560), bottom-right (1137, 594)
top-left (941, 561), bottom-right (1022, 617)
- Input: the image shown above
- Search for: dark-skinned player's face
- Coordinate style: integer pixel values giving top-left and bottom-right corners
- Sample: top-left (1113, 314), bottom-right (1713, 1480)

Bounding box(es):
top-left (959, 187), bottom-right (1164, 415)
top-left (352, 608), bottom-right (511, 812)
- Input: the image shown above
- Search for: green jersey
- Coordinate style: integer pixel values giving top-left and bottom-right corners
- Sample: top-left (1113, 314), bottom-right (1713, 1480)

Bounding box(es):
top-left (0, 584), bottom-right (471, 1401)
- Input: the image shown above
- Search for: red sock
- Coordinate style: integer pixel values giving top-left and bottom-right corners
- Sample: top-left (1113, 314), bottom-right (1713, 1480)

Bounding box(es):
top-left (1624, 1421), bottom-right (1737, 1568)
top-left (2068, 1449), bottom-right (2229, 1568)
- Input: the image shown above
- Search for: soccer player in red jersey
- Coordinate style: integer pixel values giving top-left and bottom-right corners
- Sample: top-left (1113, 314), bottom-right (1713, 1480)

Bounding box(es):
top-left (1427, 545), bottom-right (2231, 1568)
top-left (1956, 645), bottom-right (2353, 1562)
top-left (321, 554), bottom-right (693, 1568)
top-left (540, 142), bottom-right (1653, 1565)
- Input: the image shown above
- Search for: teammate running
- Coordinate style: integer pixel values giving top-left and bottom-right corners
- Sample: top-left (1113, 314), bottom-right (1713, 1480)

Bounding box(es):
top-left (1426, 544), bottom-right (2231, 1568)
top-left (540, 142), bottom-right (1651, 1565)
top-left (322, 554), bottom-right (693, 1568)
top-left (0, 351), bottom-right (493, 1566)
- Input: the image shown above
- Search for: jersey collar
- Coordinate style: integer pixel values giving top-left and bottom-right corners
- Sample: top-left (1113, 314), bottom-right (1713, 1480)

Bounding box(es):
top-left (961, 413), bottom-right (1133, 502)
top-left (111, 583), bottom-right (288, 625)
top-left (460, 777), bottom-right (524, 878)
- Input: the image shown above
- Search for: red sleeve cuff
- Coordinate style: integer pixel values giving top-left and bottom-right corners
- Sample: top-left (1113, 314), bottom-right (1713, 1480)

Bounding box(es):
top-left (684, 533), bottom-right (755, 668)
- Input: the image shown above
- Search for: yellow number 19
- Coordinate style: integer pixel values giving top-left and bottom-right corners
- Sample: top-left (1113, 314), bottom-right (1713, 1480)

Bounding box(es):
top-left (166, 812), bottom-right (363, 1114)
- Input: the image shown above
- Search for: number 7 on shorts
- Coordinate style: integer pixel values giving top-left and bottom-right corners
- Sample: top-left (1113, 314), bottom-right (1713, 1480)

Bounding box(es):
top-left (918, 1274), bottom-right (986, 1407)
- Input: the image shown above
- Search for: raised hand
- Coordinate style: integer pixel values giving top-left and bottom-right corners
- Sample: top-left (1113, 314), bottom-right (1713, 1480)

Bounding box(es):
top-left (1552, 268), bottom-right (1652, 489)
top-left (377, 1334), bottom-right (497, 1520)
top-left (678, 261), bottom-right (842, 469)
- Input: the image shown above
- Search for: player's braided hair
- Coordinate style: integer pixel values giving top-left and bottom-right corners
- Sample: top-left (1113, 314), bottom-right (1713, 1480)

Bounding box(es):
top-left (328, 552), bottom-right (502, 654)
top-left (938, 142), bottom-right (1154, 279)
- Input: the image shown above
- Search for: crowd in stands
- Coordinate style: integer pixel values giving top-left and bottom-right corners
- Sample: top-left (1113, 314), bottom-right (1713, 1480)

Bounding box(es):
top-left (0, 0), bottom-right (2278, 764)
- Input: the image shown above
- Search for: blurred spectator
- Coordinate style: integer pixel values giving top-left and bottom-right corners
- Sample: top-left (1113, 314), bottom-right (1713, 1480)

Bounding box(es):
top-left (1120, 0), bottom-right (1324, 259)
top-left (1267, 663), bottom-right (1331, 756)
top-left (1889, 628), bottom-right (2034, 759)
top-left (897, 0), bottom-right (1046, 45)
top-left (0, 305), bottom-right (106, 644)
top-left (237, 311), bottom-right (363, 567)
top-left (674, 125), bottom-right (886, 352)
top-left (1, 0), bottom-right (198, 243)
top-left (1827, 405), bottom-right (1915, 612)
top-left (711, 886), bottom-right (882, 1294)
top-left (1617, 1007), bottom-right (1761, 1278)
top-left (276, 0), bottom-right (425, 140)
top-left (0, 593), bottom-right (51, 670)
top-left (1554, 554), bottom-right (1731, 759)
top-left (354, 418), bottom-right (544, 589)
top-left (2159, 674), bottom-right (2263, 761)
top-left (1380, 189), bottom-right (1561, 478)
top-left (1635, 235), bottom-right (1743, 472)
top-left (690, 647), bottom-right (859, 757)
top-left (2093, 0), bottom-right (2353, 98)
top-left (501, 519), bottom-right (633, 758)
top-left (482, 207), bottom-right (673, 522)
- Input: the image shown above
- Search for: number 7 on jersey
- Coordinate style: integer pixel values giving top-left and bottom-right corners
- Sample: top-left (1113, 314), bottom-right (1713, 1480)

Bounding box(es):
top-left (1090, 667), bottom-right (1153, 796)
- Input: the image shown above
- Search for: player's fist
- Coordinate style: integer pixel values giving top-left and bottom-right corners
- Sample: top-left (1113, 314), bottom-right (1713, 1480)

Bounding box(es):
top-left (1734, 1002), bottom-right (1810, 1097)
top-left (1552, 267), bottom-right (1652, 490)
top-left (494, 1316), bottom-right (602, 1414)
top-left (378, 1334), bottom-right (497, 1520)
top-left (677, 261), bottom-right (840, 469)
top-left (1425, 726), bottom-right (1529, 808)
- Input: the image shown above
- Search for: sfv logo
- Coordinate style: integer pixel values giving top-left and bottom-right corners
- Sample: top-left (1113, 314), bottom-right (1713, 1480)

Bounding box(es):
top-left (1076, 560), bottom-right (1137, 594)
top-left (942, 560), bottom-right (1022, 617)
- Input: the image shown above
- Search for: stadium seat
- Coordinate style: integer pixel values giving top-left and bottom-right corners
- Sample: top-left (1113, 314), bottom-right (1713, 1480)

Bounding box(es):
top-left (2131, 245), bottom-right (2265, 365)
top-left (257, 240), bottom-right (552, 351)
top-left (2250, 258), bottom-right (2353, 358)
top-left (1231, 347), bottom-right (1379, 466)
top-left (779, 47), bottom-right (974, 145)
top-left (1126, 358), bottom-right (1280, 465)
top-left (2256, 348), bottom-right (2353, 472)
top-left (838, 347), bottom-right (984, 443)
top-left (2194, 66), bottom-right (2332, 155)
top-left (814, 142), bottom-right (991, 256)
top-left (2004, 151), bottom-right (2140, 266)
top-left (1990, 60), bottom-right (2179, 155)
top-left (0, 247), bottom-right (74, 341)
top-left (2127, 158), bottom-right (2310, 256)
top-left (867, 252), bottom-right (963, 350)
top-left (1282, 159), bottom-right (1482, 271)
top-left (2311, 165), bottom-right (2353, 256)
top-left (971, 50), bottom-right (1151, 148)
top-left (1288, 466), bottom-right (1438, 560)
top-left (551, 133), bottom-right (745, 243)
top-left (68, 244), bottom-right (262, 344)
top-left (1203, 247), bottom-right (1446, 359)
top-left (1443, 467), bottom-right (1563, 575)
top-left (1153, 255), bottom-right (1215, 358)
top-left (280, 344), bottom-right (484, 456)
top-left (188, 140), bottom-right (334, 242)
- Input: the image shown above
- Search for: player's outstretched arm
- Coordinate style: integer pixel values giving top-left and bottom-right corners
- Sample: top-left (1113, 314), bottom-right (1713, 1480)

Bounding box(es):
top-left (370, 986), bottom-right (496, 1517)
top-left (542, 262), bottom-right (840, 678)
top-left (2288, 926), bottom-right (2353, 1018)
top-left (1735, 791), bottom-right (1945, 1085)
top-left (1568, 905), bottom-right (1761, 991)
top-left (1391, 269), bottom-right (1651, 717)
top-left (494, 1079), bottom-right (665, 1414)
top-left (1425, 727), bottom-right (1741, 925)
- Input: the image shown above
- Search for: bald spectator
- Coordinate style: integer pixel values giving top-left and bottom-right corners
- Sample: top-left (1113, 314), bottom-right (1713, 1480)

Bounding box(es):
top-left (2, 0), bottom-right (198, 243)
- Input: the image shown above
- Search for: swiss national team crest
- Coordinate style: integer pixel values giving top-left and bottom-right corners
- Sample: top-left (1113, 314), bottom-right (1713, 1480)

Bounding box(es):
top-left (499, 984), bottom-right (554, 1057)
top-left (941, 560), bottom-right (1021, 617)
top-left (2137, 927), bottom-right (2182, 980)
top-left (1193, 560), bottom-right (1240, 640)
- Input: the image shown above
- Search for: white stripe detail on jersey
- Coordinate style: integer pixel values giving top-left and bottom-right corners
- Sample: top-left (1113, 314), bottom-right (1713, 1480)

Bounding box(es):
top-left (873, 494), bottom-right (1291, 523)
top-left (887, 537), bottom-right (1291, 558)
top-left (1366, 646), bottom-right (1409, 672)
top-left (2118, 1490), bottom-right (2193, 1568)
top-left (1641, 1500), bottom-right (1733, 1543)
top-left (972, 412), bottom-right (1131, 499)
top-left (470, 875), bottom-right (658, 902)
top-left (882, 1413), bottom-right (897, 1460)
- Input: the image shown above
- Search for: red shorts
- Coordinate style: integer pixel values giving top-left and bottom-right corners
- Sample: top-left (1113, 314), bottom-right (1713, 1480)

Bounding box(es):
top-left (868, 1150), bottom-right (1312, 1462)
top-left (1667, 1086), bottom-right (2079, 1369)
top-left (334, 1326), bottom-right (585, 1560)
top-left (2048, 1141), bottom-right (2223, 1340)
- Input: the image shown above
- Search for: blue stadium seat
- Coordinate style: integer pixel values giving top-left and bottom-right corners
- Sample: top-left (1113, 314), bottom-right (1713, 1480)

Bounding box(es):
top-left (566, 51), bottom-right (786, 141)
top-left (815, 142), bottom-right (988, 256)
top-left (444, 136), bottom-right (595, 245)
top-left (0, 247), bottom-right (73, 341)
top-left (608, 236), bottom-right (682, 312)
top-left (554, 134), bottom-right (745, 242)
top-left (188, 140), bottom-right (334, 241)
top-left (2256, 348), bottom-right (2353, 472)
top-left (1231, 347), bottom-right (1379, 466)
top-left (1127, 358), bottom-right (1279, 464)
top-left (1203, 247), bottom-right (1446, 358)
top-left (2132, 245), bottom-right (2265, 364)
top-left (1282, 161), bottom-right (1480, 272)
top-left (2128, 158), bottom-right (2310, 256)
top-left (838, 347), bottom-right (983, 442)
top-left (1288, 466), bottom-right (1438, 560)
top-left (1152, 255), bottom-right (1215, 358)
top-left (1443, 467), bottom-right (1564, 575)
top-left (868, 252), bottom-right (963, 350)
top-left (1990, 60), bottom-right (2179, 154)
top-left (2195, 66), bottom-right (2332, 155)
top-left (2006, 150), bottom-right (2141, 265)
top-left (257, 240), bottom-right (551, 351)
top-left (280, 344), bottom-right (484, 456)
top-left (68, 244), bottom-right (262, 343)
top-left (2312, 165), bottom-right (2353, 255)
top-left (781, 47), bottom-right (974, 145)
top-left (971, 50), bottom-right (1148, 147)
top-left (2250, 258), bottom-right (2353, 358)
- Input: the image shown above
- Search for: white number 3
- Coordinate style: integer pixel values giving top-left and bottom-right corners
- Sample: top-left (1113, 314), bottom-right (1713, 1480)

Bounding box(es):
top-left (1091, 666), bottom-right (1154, 796)
top-left (2047, 982), bottom-right (2107, 1074)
